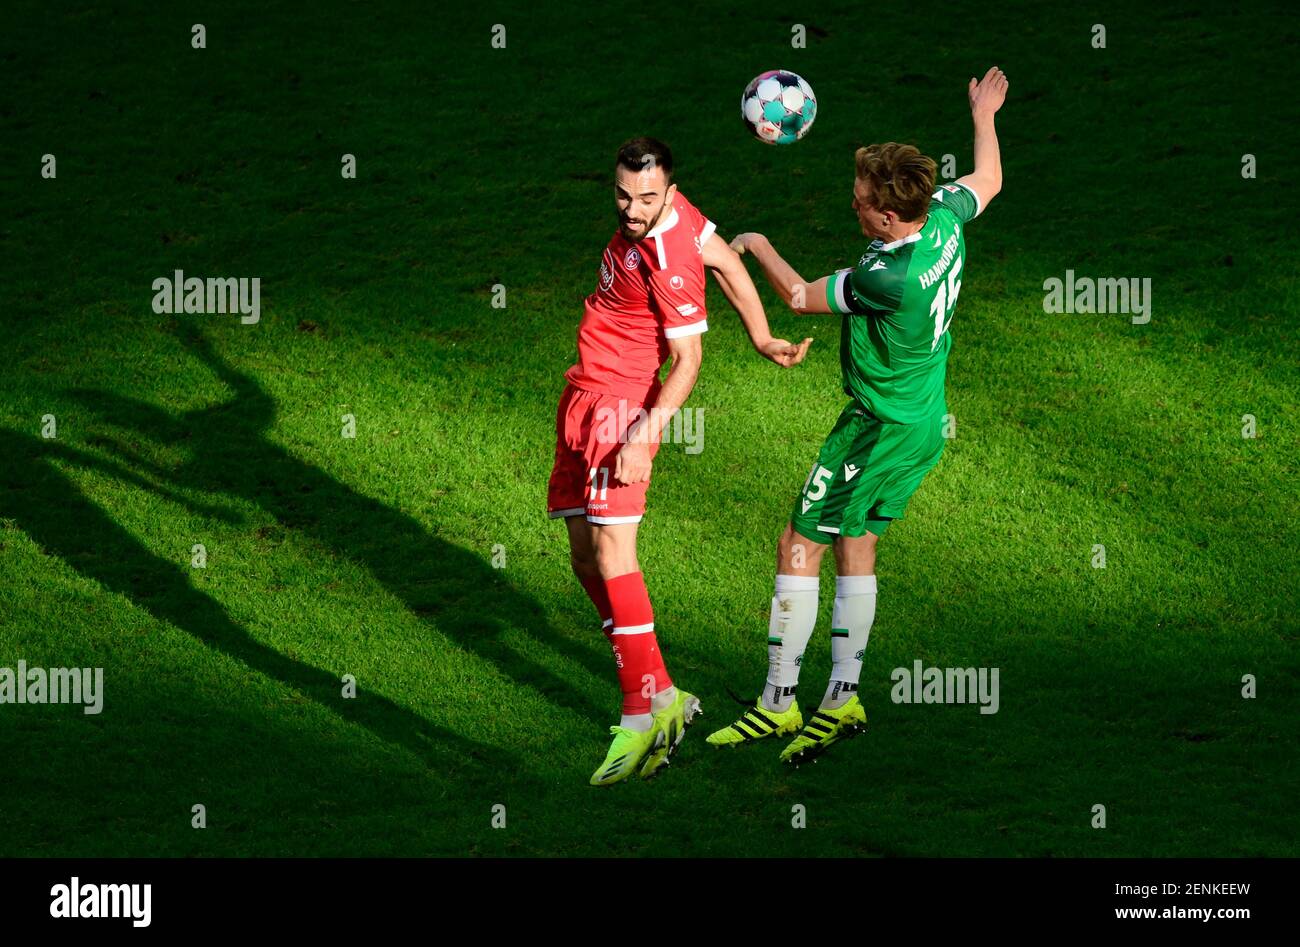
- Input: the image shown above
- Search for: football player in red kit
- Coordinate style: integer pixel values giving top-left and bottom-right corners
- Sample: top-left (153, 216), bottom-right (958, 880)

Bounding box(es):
top-left (548, 137), bottom-right (811, 785)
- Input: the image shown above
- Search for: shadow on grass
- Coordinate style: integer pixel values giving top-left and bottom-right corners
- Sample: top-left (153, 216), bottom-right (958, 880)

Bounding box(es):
top-left (0, 668), bottom-right (516, 857)
top-left (0, 326), bottom-right (610, 774)
top-left (0, 423), bottom-right (524, 774)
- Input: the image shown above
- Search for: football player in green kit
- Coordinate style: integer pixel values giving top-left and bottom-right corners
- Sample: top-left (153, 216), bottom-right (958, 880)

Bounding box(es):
top-left (710, 66), bottom-right (1009, 764)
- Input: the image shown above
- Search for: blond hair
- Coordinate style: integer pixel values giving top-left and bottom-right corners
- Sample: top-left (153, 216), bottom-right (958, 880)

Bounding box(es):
top-left (854, 142), bottom-right (937, 222)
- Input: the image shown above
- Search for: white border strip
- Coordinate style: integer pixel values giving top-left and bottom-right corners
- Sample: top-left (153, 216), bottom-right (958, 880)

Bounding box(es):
top-left (698, 219), bottom-right (717, 248)
top-left (611, 622), bottom-right (654, 635)
top-left (548, 507), bottom-right (585, 519)
top-left (646, 207), bottom-right (678, 238)
top-left (955, 181), bottom-right (983, 218)
top-left (663, 319), bottom-right (707, 339)
top-left (877, 231), bottom-right (923, 252)
top-left (587, 514), bottom-right (643, 525)
top-left (831, 271), bottom-right (852, 314)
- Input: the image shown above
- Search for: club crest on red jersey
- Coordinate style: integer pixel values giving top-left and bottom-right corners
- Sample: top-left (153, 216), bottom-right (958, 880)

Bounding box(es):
top-left (623, 248), bottom-right (641, 270)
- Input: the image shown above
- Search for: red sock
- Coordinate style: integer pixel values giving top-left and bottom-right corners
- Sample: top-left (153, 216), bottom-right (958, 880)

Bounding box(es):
top-left (605, 571), bottom-right (672, 715)
top-left (579, 572), bottom-right (624, 677)
top-left (578, 572), bottom-right (614, 627)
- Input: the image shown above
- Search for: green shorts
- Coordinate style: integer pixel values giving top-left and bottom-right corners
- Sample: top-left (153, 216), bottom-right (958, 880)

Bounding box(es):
top-left (790, 400), bottom-right (946, 541)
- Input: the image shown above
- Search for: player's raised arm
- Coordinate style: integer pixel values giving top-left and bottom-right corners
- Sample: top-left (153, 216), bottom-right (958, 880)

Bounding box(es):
top-left (730, 232), bottom-right (833, 315)
top-left (701, 232), bottom-right (812, 366)
top-left (954, 66), bottom-right (1008, 214)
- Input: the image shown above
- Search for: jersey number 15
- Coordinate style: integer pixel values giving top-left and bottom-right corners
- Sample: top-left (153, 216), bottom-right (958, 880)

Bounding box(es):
top-left (928, 256), bottom-right (962, 352)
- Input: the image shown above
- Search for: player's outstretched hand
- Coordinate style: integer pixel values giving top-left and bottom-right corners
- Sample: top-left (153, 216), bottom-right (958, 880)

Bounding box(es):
top-left (730, 233), bottom-right (763, 256)
top-left (968, 66), bottom-right (1009, 116)
top-left (758, 337), bottom-right (814, 367)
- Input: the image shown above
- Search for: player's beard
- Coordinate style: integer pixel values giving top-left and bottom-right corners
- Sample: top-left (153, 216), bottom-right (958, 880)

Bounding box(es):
top-left (619, 200), bottom-right (667, 243)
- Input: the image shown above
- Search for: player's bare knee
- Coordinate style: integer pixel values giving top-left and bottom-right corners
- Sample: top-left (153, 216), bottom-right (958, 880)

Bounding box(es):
top-left (594, 528), bottom-right (637, 579)
top-left (595, 549), bottom-right (636, 579)
top-left (833, 533), bottom-right (878, 574)
top-left (778, 523), bottom-right (825, 573)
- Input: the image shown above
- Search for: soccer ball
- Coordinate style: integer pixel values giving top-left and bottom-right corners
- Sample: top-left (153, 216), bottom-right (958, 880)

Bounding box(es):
top-left (741, 70), bottom-right (817, 145)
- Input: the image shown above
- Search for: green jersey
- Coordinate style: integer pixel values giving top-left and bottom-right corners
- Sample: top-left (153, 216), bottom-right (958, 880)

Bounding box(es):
top-left (823, 181), bottom-right (982, 424)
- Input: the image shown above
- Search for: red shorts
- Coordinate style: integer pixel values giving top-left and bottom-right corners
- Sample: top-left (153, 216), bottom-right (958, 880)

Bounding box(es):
top-left (547, 384), bottom-right (661, 524)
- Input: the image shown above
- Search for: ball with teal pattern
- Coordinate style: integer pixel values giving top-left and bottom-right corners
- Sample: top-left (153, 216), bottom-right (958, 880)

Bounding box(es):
top-left (741, 69), bottom-right (817, 145)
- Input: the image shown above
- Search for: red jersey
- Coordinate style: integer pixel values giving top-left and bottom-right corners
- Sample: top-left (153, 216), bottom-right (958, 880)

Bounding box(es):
top-left (564, 193), bottom-right (715, 403)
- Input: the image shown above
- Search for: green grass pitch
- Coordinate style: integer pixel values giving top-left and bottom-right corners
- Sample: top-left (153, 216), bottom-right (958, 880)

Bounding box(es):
top-left (0, 0), bottom-right (1296, 857)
